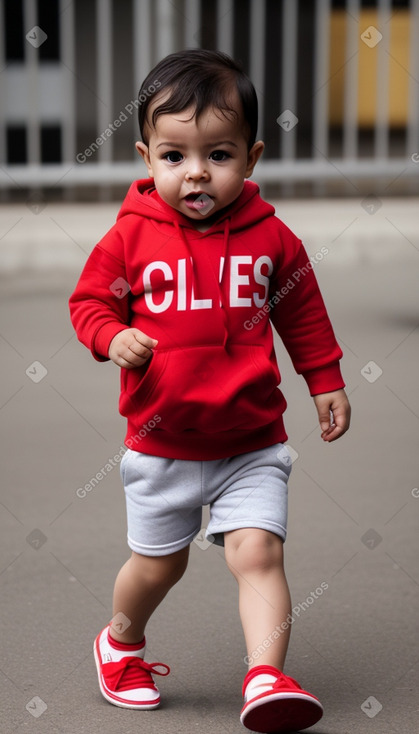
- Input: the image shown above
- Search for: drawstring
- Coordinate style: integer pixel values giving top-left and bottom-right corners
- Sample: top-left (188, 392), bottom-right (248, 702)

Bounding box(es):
top-left (174, 220), bottom-right (195, 301)
top-left (174, 219), bottom-right (231, 349)
top-left (219, 218), bottom-right (230, 348)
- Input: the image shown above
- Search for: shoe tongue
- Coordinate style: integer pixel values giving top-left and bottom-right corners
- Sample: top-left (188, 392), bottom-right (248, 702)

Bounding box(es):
top-left (105, 658), bottom-right (158, 693)
top-left (242, 665), bottom-right (285, 698)
top-left (244, 673), bottom-right (278, 701)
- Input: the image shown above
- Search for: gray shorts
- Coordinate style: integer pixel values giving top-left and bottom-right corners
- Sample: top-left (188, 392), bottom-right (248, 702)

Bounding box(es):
top-left (120, 443), bottom-right (292, 557)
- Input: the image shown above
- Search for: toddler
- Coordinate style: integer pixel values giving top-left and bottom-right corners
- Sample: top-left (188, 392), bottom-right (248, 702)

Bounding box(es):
top-left (69, 49), bottom-right (351, 733)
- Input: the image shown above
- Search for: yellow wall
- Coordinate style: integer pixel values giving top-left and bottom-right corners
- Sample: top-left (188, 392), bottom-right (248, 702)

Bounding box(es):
top-left (329, 10), bottom-right (410, 127)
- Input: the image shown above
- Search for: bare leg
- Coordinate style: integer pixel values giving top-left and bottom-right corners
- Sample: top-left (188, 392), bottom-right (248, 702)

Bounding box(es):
top-left (224, 528), bottom-right (291, 671)
top-left (110, 546), bottom-right (189, 644)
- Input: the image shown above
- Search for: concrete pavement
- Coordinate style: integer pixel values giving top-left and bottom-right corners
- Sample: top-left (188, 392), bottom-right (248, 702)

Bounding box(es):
top-left (0, 197), bottom-right (418, 733)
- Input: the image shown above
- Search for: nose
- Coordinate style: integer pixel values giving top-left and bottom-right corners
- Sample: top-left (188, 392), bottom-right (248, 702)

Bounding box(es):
top-left (185, 157), bottom-right (209, 181)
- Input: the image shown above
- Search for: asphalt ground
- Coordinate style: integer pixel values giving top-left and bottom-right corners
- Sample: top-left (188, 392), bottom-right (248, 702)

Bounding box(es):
top-left (0, 197), bottom-right (418, 733)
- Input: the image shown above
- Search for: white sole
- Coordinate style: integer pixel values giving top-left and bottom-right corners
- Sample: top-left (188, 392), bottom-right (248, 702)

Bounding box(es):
top-left (93, 640), bottom-right (161, 710)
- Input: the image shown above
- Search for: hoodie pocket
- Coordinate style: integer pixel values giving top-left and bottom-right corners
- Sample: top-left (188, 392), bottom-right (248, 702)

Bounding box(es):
top-left (120, 350), bottom-right (168, 418)
top-left (120, 344), bottom-right (285, 434)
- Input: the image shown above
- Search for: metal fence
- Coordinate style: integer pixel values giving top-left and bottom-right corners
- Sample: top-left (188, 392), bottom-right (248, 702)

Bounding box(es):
top-left (1, 0), bottom-right (418, 198)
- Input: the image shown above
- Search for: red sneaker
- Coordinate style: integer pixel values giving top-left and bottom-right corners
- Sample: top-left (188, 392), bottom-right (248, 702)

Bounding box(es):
top-left (93, 625), bottom-right (170, 709)
top-left (240, 665), bottom-right (323, 733)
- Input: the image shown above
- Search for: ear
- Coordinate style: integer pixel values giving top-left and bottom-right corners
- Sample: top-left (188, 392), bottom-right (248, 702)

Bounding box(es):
top-left (135, 141), bottom-right (153, 177)
top-left (245, 140), bottom-right (264, 178)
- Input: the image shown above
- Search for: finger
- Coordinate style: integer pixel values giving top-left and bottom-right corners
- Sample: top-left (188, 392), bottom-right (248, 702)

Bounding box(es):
top-left (322, 414), bottom-right (349, 442)
top-left (126, 348), bottom-right (153, 366)
top-left (318, 408), bottom-right (333, 434)
top-left (128, 340), bottom-right (153, 360)
top-left (114, 340), bottom-right (152, 367)
top-left (116, 353), bottom-right (147, 369)
top-left (132, 331), bottom-right (158, 350)
top-left (322, 425), bottom-right (343, 442)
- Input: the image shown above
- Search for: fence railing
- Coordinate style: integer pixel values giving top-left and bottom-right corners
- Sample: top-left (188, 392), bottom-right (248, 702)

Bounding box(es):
top-left (1, 0), bottom-right (418, 197)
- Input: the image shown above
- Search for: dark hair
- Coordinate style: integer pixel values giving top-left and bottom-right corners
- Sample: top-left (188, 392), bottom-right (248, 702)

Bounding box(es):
top-left (138, 49), bottom-right (258, 150)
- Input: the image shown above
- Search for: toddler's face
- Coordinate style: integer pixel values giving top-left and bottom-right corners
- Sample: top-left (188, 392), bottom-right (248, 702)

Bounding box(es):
top-left (136, 95), bottom-right (263, 230)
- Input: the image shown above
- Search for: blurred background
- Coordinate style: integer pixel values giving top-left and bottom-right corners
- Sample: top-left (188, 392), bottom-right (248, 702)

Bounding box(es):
top-left (1, 0), bottom-right (418, 200)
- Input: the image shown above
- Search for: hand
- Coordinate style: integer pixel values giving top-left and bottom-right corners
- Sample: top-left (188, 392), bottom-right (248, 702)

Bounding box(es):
top-left (108, 328), bottom-right (158, 369)
top-left (313, 389), bottom-right (351, 442)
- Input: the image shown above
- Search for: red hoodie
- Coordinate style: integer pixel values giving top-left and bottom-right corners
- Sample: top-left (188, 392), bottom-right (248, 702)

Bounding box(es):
top-left (69, 178), bottom-right (344, 460)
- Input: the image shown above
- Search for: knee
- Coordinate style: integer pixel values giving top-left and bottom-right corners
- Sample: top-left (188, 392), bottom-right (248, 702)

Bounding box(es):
top-left (225, 529), bottom-right (284, 577)
top-left (167, 547), bottom-right (189, 585)
top-left (131, 545), bottom-right (189, 589)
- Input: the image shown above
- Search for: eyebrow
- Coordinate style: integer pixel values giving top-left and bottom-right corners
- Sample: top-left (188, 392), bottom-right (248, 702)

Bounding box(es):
top-left (156, 140), bottom-right (239, 149)
top-left (208, 140), bottom-right (239, 148)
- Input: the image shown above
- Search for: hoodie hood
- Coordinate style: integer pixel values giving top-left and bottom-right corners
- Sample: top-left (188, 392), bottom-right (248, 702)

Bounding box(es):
top-left (117, 178), bottom-right (275, 234)
top-left (116, 178), bottom-right (276, 348)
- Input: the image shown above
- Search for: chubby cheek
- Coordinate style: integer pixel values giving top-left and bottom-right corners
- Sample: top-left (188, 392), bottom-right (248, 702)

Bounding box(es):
top-left (161, 176), bottom-right (182, 201)
top-left (156, 175), bottom-right (184, 208)
top-left (152, 165), bottom-right (177, 192)
top-left (219, 173), bottom-right (244, 200)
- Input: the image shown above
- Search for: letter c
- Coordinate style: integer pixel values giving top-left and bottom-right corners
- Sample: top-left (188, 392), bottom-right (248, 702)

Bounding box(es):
top-left (143, 261), bottom-right (174, 313)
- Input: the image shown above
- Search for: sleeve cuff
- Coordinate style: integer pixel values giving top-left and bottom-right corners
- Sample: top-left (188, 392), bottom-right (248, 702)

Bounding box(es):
top-left (92, 321), bottom-right (128, 361)
top-left (303, 362), bottom-right (345, 396)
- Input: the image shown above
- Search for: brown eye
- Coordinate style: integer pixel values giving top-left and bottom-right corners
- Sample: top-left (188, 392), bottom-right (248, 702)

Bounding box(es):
top-left (210, 150), bottom-right (230, 161)
top-left (163, 151), bottom-right (183, 163)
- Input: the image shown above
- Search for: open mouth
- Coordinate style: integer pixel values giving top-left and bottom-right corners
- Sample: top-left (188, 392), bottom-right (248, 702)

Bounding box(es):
top-left (184, 192), bottom-right (215, 213)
